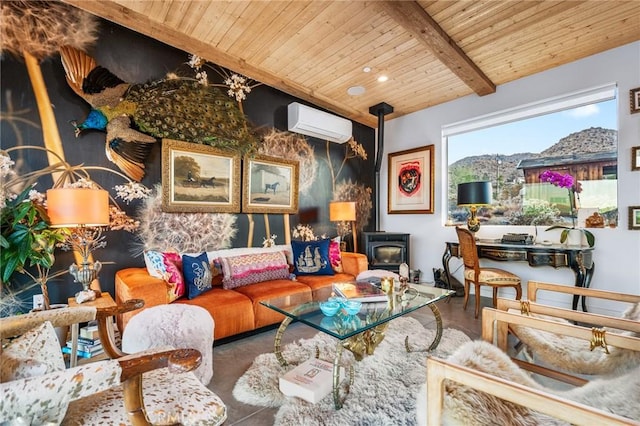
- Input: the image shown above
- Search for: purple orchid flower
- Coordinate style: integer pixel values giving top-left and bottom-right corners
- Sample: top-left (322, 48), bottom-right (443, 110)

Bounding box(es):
top-left (539, 170), bottom-right (595, 247)
top-left (539, 170), bottom-right (574, 189)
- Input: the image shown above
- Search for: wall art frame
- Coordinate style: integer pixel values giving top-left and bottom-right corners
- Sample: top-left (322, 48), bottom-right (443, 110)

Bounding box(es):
top-left (629, 206), bottom-right (640, 230)
top-left (388, 144), bottom-right (435, 214)
top-left (161, 138), bottom-right (241, 213)
top-left (632, 146), bottom-right (640, 171)
top-left (630, 87), bottom-right (640, 114)
top-left (242, 154), bottom-right (299, 214)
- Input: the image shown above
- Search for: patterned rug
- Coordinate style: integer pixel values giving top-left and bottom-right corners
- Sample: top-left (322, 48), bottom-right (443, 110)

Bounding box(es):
top-left (232, 317), bottom-right (471, 425)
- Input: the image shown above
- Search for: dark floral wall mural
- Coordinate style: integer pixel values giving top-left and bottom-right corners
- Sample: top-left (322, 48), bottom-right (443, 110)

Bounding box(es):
top-left (0, 8), bottom-right (375, 312)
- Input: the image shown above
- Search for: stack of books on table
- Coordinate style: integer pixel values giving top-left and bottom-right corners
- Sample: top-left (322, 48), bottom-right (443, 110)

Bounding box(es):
top-left (62, 324), bottom-right (104, 359)
top-left (80, 324), bottom-right (100, 340)
top-left (332, 281), bottom-right (389, 303)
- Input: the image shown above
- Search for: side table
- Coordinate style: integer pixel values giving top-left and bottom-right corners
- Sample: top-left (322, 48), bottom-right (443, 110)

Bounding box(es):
top-left (67, 292), bottom-right (117, 367)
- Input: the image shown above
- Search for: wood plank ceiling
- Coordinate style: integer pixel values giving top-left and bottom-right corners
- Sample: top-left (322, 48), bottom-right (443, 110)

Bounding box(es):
top-left (64, 0), bottom-right (640, 128)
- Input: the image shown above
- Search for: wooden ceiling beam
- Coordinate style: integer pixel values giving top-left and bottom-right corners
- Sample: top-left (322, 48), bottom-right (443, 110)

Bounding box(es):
top-left (377, 1), bottom-right (496, 96)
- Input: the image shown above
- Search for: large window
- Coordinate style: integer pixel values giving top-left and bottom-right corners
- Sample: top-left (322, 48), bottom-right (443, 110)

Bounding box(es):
top-left (445, 85), bottom-right (618, 228)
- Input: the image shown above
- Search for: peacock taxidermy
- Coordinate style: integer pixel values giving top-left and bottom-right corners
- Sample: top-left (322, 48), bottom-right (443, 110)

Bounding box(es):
top-left (59, 46), bottom-right (257, 181)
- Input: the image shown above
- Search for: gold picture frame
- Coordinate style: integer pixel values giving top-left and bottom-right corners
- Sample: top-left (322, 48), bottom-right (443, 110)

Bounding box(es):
top-left (632, 146), bottom-right (640, 171)
top-left (242, 155), bottom-right (299, 214)
top-left (388, 145), bottom-right (435, 214)
top-left (161, 138), bottom-right (241, 213)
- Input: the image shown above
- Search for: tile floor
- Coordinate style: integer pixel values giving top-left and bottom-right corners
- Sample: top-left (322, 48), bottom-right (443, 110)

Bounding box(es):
top-left (209, 294), bottom-right (491, 425)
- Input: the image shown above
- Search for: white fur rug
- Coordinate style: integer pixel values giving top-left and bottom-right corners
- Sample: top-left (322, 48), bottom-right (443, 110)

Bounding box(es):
top-left (232, 317), bottom-right (470, 425)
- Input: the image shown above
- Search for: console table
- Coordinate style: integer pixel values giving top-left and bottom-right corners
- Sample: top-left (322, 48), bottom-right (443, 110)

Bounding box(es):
top-left (442, 240), bottom-right (595, 311)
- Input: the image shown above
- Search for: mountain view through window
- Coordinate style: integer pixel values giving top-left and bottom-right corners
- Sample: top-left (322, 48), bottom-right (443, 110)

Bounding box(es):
top-left (446, 94), bottom-right (618, 229)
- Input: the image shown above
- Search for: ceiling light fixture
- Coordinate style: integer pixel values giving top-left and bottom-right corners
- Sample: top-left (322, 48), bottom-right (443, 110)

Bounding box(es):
top-left (347, 86), bottom-right (366, 96)
top-left (362, 66), bottom-right (371, 73)
top-left (377, 75), bottom-right (388, 82)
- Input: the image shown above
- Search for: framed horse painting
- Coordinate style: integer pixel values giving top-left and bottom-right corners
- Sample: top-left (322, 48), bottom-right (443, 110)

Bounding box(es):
top-left (242, 155), bottom-right (299, 214)
top-left (161, 138), bottom-right (241, 213)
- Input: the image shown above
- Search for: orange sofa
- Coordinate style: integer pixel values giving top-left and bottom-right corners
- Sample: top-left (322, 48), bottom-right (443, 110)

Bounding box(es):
top-left (115, 252), bottom-right (369, 340)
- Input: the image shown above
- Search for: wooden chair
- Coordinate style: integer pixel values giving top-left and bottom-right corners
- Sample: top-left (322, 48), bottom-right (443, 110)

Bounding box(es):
top-left (421, 306), bottom-right (640, 425)
top-left (485, 304), bottom-right (640, 384)
top-left (455, 226), bottom-right (522, 318)
top-left (425, 346), bottom-right (639, 426)
top-left (495, 282), bottom-right (640, 380)
top-left (527, 279), bottom-right (640, 307)
top-left (0, 300), bottom-right (226, 425)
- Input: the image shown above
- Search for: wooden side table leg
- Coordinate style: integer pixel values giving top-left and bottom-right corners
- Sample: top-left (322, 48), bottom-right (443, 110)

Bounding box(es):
top-left (70, 322), bottom-right (79, 367)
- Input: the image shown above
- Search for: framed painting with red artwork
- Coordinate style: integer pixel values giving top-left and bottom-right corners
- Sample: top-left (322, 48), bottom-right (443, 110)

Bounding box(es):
top-left (388, 145), bottom-right (434, 214)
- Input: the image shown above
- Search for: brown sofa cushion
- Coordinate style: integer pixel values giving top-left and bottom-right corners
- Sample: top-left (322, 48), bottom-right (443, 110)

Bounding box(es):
top-left (296, 273), bottom-right (356, 300)
top-left (175, 288), bottom-right (255, 340)
top-left (234, 280), bottom-right (312, 329)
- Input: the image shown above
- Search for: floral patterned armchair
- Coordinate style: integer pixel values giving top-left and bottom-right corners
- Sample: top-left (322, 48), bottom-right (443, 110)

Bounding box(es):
top-left (0, 300), bottom-right (226, 425)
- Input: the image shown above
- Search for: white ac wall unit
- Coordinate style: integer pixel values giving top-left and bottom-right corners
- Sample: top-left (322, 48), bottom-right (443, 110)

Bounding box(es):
top-left (287, 102), bottom-right (352, 143)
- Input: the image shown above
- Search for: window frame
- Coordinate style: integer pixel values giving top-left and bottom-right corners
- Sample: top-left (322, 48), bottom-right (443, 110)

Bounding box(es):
top-left (442, 83), bottom-right (618, 227)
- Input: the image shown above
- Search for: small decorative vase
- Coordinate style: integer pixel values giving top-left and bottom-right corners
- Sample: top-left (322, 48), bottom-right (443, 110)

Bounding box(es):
top-left (564, 229), bottom-right (585, 247)
top-left (380, 277), bottom-right (394, 295)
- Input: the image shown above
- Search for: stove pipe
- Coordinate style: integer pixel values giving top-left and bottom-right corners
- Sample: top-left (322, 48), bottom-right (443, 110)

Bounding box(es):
top-left (369, 102), bottom-right (394, 231)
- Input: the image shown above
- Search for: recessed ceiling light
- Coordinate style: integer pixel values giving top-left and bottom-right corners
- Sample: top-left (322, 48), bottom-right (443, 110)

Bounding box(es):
top-left (377, 75), bottom-right (388, 82)
top-left (347, 86), bottom-right (366, 96)
top-left (362, 66), bottom-right (371, 73)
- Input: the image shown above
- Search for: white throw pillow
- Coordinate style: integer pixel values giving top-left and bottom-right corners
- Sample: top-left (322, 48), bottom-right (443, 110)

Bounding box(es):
top-left (1, 321), bottom-right (65, 382)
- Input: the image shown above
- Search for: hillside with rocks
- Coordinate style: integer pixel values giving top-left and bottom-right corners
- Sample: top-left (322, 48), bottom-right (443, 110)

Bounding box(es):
top-left (450, 127), bottom-right (617, 185)
top-left (541, 127), bottom-right (617, 156)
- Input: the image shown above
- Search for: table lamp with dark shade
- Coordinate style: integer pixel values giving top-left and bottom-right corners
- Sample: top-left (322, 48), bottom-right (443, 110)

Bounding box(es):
top-left (457, 181), bottom-right (492, 233)
top-left (47, 188), bottom-right (110, 302)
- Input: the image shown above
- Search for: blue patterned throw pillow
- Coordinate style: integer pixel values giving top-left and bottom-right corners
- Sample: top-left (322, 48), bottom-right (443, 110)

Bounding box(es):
top-left (182, 252), bottom-right (213, 299)
top-left (291, 239), bottom-right (335, 276)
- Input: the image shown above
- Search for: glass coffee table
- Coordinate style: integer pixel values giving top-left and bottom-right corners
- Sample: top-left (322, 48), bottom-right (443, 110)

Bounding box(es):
top-left (260, 283), bottom-right (454, 409)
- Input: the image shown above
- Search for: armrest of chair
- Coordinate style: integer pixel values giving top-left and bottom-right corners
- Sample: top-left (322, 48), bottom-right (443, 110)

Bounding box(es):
top-left (95, 299), bottom-right (145, 359)
top-left (0, 306), bottom-right (97, 339)
top-left (118, 347), bottom-right (201, 381)
top-left (425, 356), bottom-right (637, 426)
top-left (118, 347), bottom-right (202, 426)
top-left (495, 297), bottom-right (640, 333)
top-left (340, 252), bottom-right (369, 277)
top-left (483, 307), bottom-right (640, 352)
top-left (0, 360), bottom-right (123, 425)
top-left (527, 280), bottom-right (640, 304)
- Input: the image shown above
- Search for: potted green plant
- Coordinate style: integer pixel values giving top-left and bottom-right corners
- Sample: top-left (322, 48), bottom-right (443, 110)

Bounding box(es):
top-left (1, 184), bottom-right (69, 311)
top-left (1, 146), bottom-right (150, 314)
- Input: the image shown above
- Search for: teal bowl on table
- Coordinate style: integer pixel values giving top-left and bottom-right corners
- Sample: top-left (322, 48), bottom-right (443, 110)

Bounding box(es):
top-left (319, 301), bottom-right (341, 317)
top-left (342, 300), bottom-right (362, 315)
top-left (328, 296), bottom-right (347, 306)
